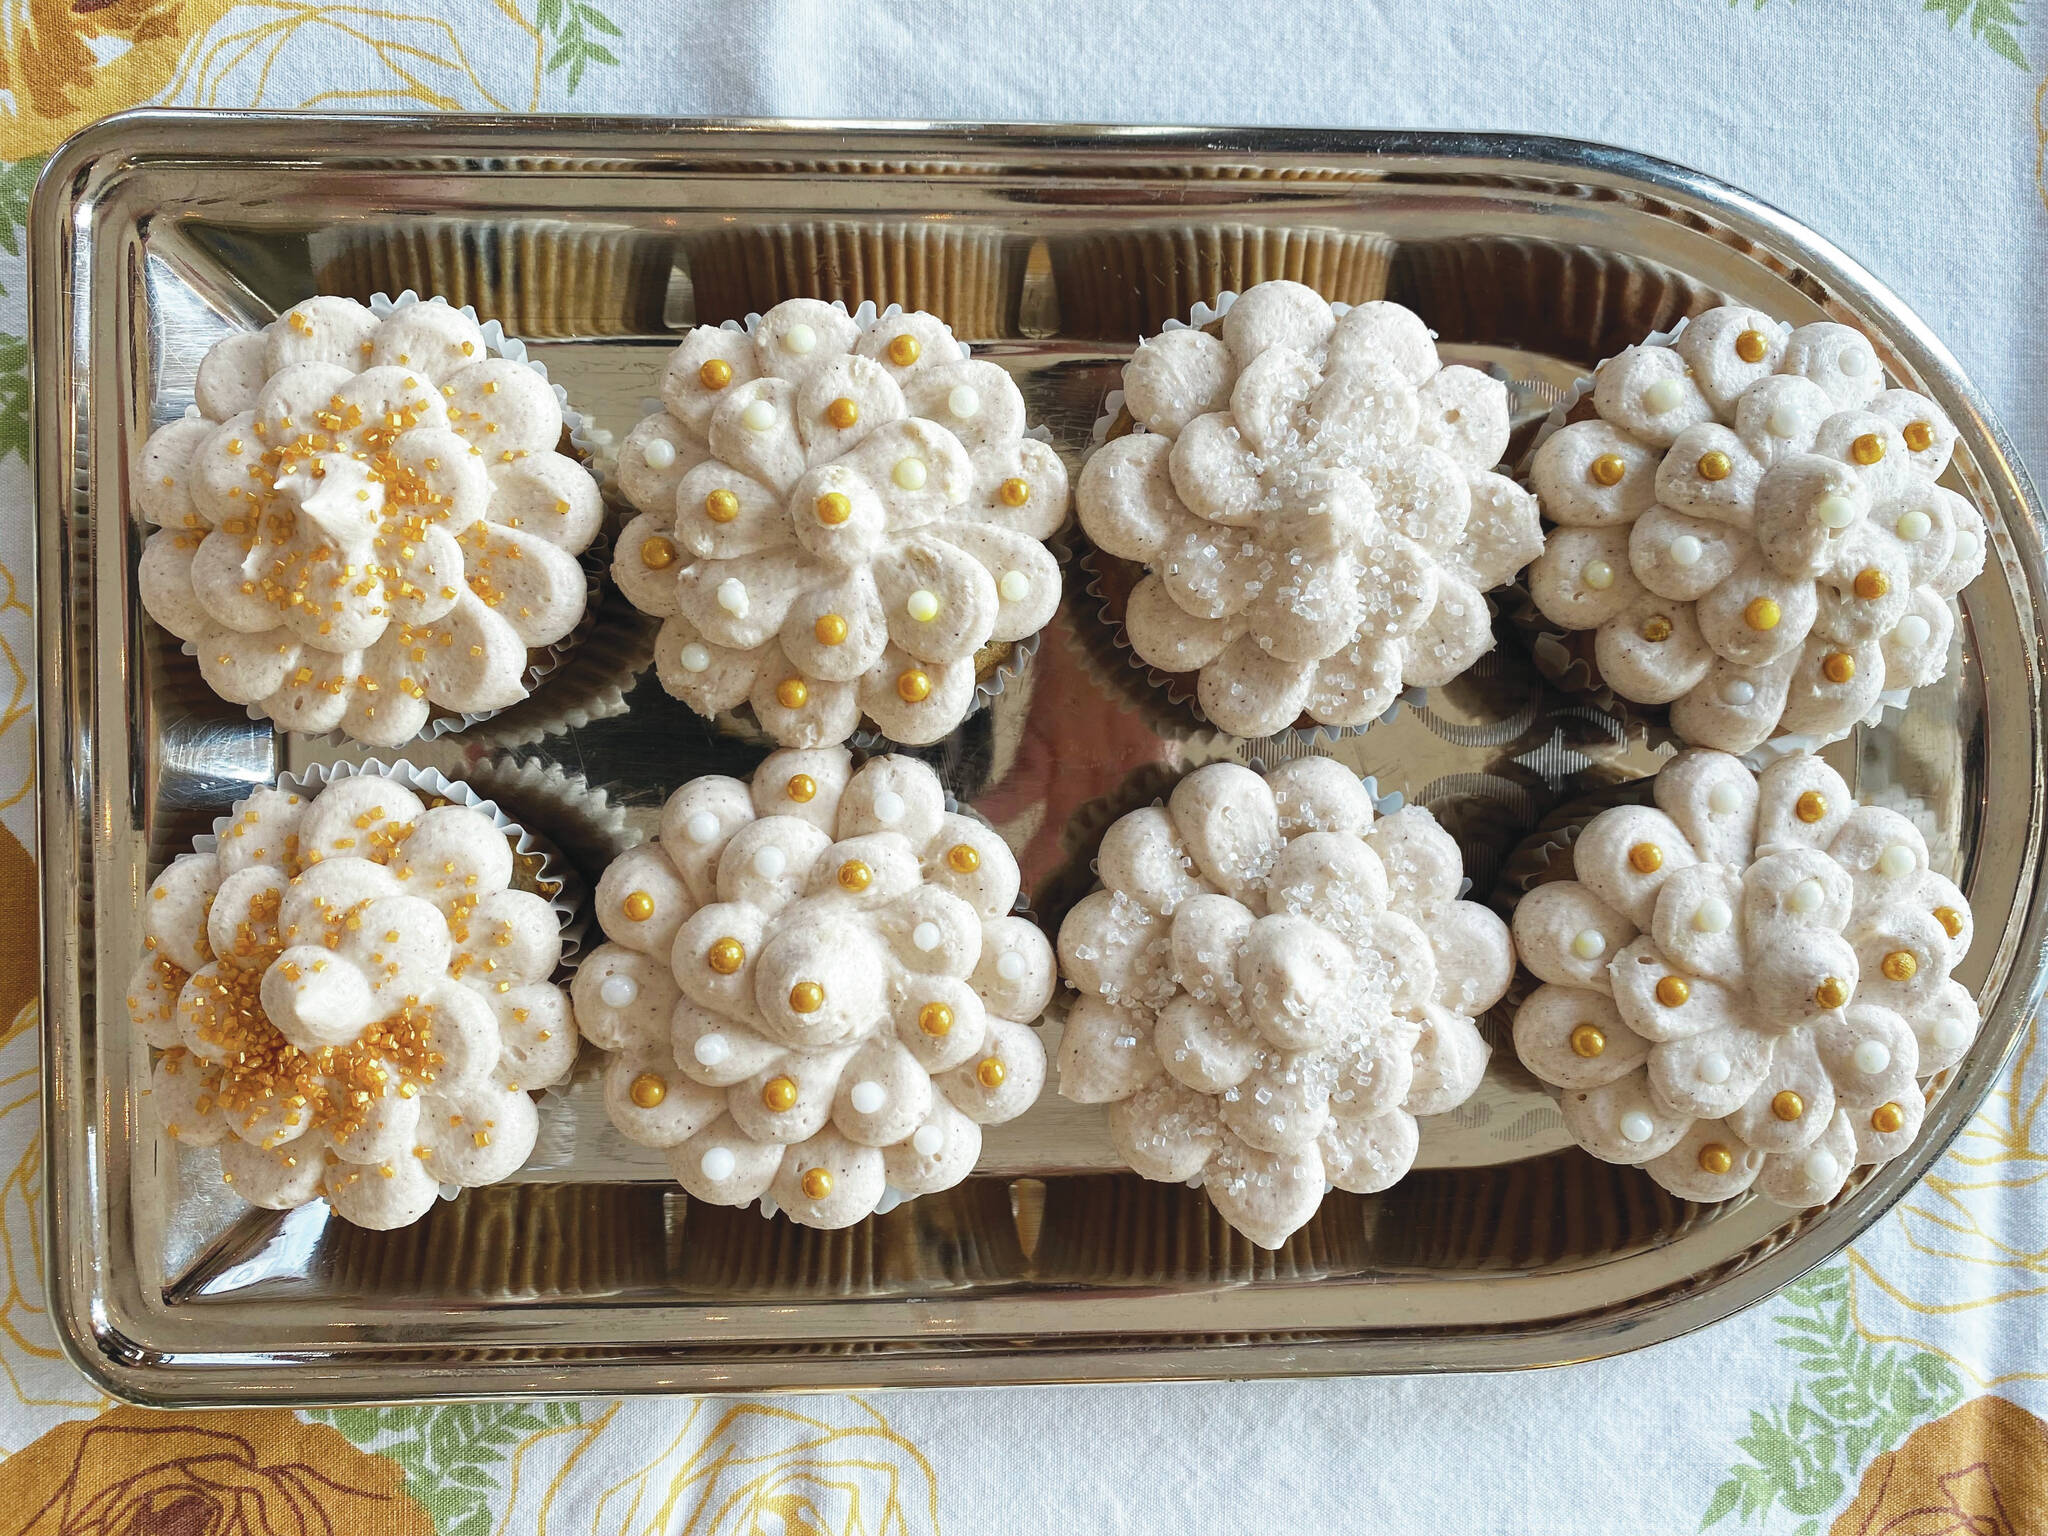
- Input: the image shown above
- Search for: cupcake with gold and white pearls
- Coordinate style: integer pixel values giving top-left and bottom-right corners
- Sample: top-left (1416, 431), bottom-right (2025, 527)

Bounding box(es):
top-left (1510, 748), bottom-right (1979, 1206)
top-left (1525, 307), bottom-right (1986, 755)
top-left (130, 762), bottom-right (578, 1231)
top-left (570, 747), bottom-right (1054, 1229)
top-left (134, 293), bottom-right (603, 748)
top-left (611, 298), bottom-right (1069, 748)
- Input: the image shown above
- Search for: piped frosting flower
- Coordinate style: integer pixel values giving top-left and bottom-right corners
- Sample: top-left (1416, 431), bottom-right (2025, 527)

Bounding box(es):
top-left (611, 299), bottom-right (1069, 747)
top-left (135, 296), bottom-right (602, 747)
top-left (131, 771), bottom-right (576, 1230)
top-left (1526, 307), bottom-right (1986, 753)
top-left (1510, 749), bottom-right (1980, 1206)
top-left (1054, 759), bottom-right (1514, 1249)
top-left (1074, 280), bottom-right (1543, 738)
top-left (570, 748), bottom-right (1054, 1228)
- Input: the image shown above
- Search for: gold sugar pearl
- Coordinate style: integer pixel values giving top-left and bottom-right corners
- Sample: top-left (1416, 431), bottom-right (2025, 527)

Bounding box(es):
top-left (1882, 949), bottom-right (1919, 982)
top-left (1871, 1101), bottom-right (1906, 1135)
top-left (1734, 329), bottom-right (1770, 364)
top-left (887, 333), bottom-right (921, 367)
top-left (1854, 567), bottom-right (1890, 601)
top-left (1640, 615), bottom-right (1674, 643)
top-left (814, 612), bottom-right (849, 646)
top-left (897, 668), bottom-right (932, 703)
top-left (825, 396), bottom-right (860, 430)
top-left (640, 536), bottom-right (677, 570)
top-left (815, 491), bottom-right (852, 526)
top-left (800, 1166), bottom-right (834, 1200)
top-left (1821, 651), bottom-right (1857, 685)
top-left (1656, 975), bottom-right (1691, 1008)
top-left (1698, 1143), bottom-right (1735, 1176)
top-left (1697, 451), bottom-right (1733, 482)
top-left (919, 1001), bottom-right (955, 1036)
top-left (946, 843), bottom-right (981, 874)
top-left (1628, 842), bottom-right (1664, 874)
top-left (1744, 597), bottom-right (1782, 631)
top-left (976, 1057), bottom-right (1007, 1090)
top-left (699, 358), bottom-right (734, 390)
top-left (1772, 1089), bottom-right (1806, 1122)
top-left (1815, 976), bottom-right (1849, 1010)
top-left (622, 890), bottom-right (656, 922)
top-left (629, 1073), bottom-right (667, 1109)
top-left (707, 937), bottom-right (746, 975)
top-left (998, 477), bottom-right (1032, 508)
top-left (704, 488), bottom-right (740, 523)
top-left (786, 773), bottom-right (817, 804)
top-left (1588, 453), bottom-right (1626, 487)
top-left (1851, 432), bottom-right (1886, 466)
top-left (1903, 420), bottom-right (1935, 453)
top-left (1569, 1024), bottom-right (1606, 1059)
top-left (838, 859), bottom-right (872, 892)
top-left (762, 1075), bottom-right (798, 1112)
top-left (1796, 790), bottom-right (1829, 824)
top-left (1935, 906), bottom-right (1965, 939)
top-left (775, 677), bottom-right (809, 710)
top-left (789, 981), bottom-right (825, 1014)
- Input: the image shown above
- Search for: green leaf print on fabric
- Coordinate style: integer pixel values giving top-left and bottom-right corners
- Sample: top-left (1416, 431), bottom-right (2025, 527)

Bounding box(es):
top-left (312, 1401), bottom-right (585, 1536)
top-left (0, 157), bottom-right (44, 298)
top-left (1700, 1265), bottom-right (1963, 1533)
top-left (1729, 0), bottom-right (2027, 65)
top-left (536, 0), bottom-right (624, 95)
top-left (0, 335), bottom-right (27, 464)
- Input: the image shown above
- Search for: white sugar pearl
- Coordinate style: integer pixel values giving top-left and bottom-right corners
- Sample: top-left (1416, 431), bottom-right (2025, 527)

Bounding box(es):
top-left (1709, 782), bottom-right (1743, 815)
top-left (1669, 535), bottom-right (1703, 568)
top-left (907, 589), bottom-right (940, 623)
top-left (947, 385), bottom-right (981, 419)
top-left (872, 789), bottom-right (906, 825)
top-left (1699, 1052), bottom-right (1732, 1085)
top-left (998, 570), bottom-right (1031, 603)
top-left (1570, 929), bottom-right (1605, 961)
top-left (599, 974), bottom-right (638, 1008)
top-left (643, 437), bottom-right (677, 469)
top-left (1814, 494), bottom-right (1856, 530)
top-left (1854, 1040), bottom-right (1892, 1075)
top-left (1581, 559), bottom-right (1614, 591)
top-left (752, 846), bottom-right (787, 880)
top-left (1768, 404), bottom-right (1800, 438)
top-left (912, 1123), bottom-right (945, 1157)
top-left (716, 578), bottom-right (749, 616)
top-left (1897, 614), bottom-right (1932, 648)
top-left (741, 399), bottom-right (776, 432)
top-left (1788, 878), bottom-right (1824, 914)
top-left (893, 457), bottom-right (928, 491)
top-left (1644, 379), bottom-right (1685, 414)
top-left (783, 323), bottom-right (817, 355)
top-left (700, 1145), bottom-right (736, 1181)
top-left (1620, 1110), bottom-right (1655, 1143)
top-left (1803, 1147), bottom-right (1839, 1184)
top-left (1692, 897), bottom-right (1732, 933)
top-left (1840, 345), bottom-right (1871, 376)
top-left (912, 921), bottom-right (942, 952)
top-left (686, 810), bottom-right (719, 844)
top-left (679, 642), bottom-right (711, 673)
top-left (1879, 843), bottom-right (1917, 879)
top-left (1721, 679), bottom-right (1756, 706)
top-left (694, 1033), bottom-right (731, 1067)
top-left (850, 1080), bottom-right (886, 1114)
top-left (1896, 509), bottom-right (1931, 541)
top-left (996, 950), bottom-right (1027, 982)
top-left (1935, 1015), bottom-right (1971, 1049)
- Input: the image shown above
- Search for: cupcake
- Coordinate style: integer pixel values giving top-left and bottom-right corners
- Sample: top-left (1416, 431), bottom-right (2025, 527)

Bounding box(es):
top-left (1510, 748), bottom-right (1981, 1205)
top-left (1073, 279), bottom-right (1543, 739)
top-left (129, 766), bottom-right (578, 1231)
top-left (1054, 758), bottom-right (1515, 1250)
top-left (610, 298), bottom-right (1070, 747)
top-left (1525, 307), bottom-right (1987, 754)
top-left (134, 295), bottom-right (604, 747)
top-left (569, 747), bottom-right (1055, 1230)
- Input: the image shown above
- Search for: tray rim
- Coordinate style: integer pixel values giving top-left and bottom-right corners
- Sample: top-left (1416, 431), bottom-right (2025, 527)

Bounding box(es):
top-left (31, 110), bottom-right (2048, 1405)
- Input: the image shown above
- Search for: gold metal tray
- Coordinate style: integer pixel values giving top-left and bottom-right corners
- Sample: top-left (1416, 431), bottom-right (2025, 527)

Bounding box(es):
top-left (32, 114), bottom-right (2047, 1405)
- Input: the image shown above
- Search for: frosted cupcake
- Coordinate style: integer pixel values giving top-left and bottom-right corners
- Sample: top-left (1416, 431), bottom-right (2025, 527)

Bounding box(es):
top-left (610, 298), bottom-right (1069, 747)
top-left (1073, 279), bottom-right (1543, 739)
top-left (1526, 307), bottom-right (1987, 753)
top-left (1510, 749), bottom-right (1980, 1206)
top-left (1055, 759), bottom-right (1515, 1249)
top-left (130, 767), bottom-right (577, 1230)
top-left (135, 295), bottom-right (603, 747)
top-left (570, 747), bottom-right (1054, 1229)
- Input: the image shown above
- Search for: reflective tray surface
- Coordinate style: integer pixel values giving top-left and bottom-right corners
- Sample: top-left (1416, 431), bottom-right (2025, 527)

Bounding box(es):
top-left (32, 115), bottom-right (2048, 1404)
